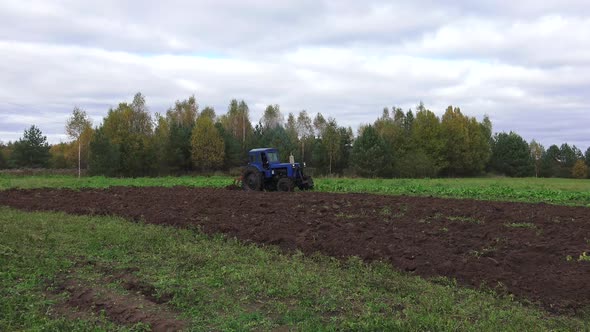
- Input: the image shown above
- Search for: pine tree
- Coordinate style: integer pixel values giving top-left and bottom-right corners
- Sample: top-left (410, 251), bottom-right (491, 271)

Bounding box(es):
top-left (539, 145), bottom-right (561, 177)
top-left (88, 127), bottom-right (120, 176)
top-left (11, 125), bottom-right (51, 168)
top-left (334, 126), bottom-right (353, 174)
top-left (490, 132), bottom-right (534, 177)
top-left (560, 144), bottom-right (577, 168)
top-left (215, 123), bottom-right (242, 169)
top-left (351, 125), bottom-right (388, 177)
top-left (0, 143), bottom-right (7, 169)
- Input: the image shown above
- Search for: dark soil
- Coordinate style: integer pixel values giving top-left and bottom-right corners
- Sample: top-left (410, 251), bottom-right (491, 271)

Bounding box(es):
top-left (2, 187), bottom-right (590, 314)
top-left (225, 183), bottom-right (242, 191)
top-left (47, 260), bottom-right (186, 331)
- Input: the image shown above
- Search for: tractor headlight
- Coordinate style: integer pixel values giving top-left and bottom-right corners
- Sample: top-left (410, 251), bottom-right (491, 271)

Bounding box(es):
top-left (271, 170), bottom-right (275, 175)
top-left (303, 162), bottom-right (306, 167)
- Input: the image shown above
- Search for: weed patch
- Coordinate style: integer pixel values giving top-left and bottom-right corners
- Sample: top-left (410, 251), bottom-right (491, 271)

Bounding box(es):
top-left (446, 216), bottom-right (482, 224)
top-left (505, 222), bottom-right (537, 229)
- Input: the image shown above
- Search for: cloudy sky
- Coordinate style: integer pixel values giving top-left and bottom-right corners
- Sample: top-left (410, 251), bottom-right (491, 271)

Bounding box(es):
top-left (1, 0), bottom-right (589, 150)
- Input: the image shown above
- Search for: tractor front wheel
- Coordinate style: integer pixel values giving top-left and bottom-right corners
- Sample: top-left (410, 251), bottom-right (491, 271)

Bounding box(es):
top-left (242, 167), bottom-right (262, 191)
top-left (277, 177), bottom-right (294, 192)
top-left (298, 175), bottom-right (314, 190)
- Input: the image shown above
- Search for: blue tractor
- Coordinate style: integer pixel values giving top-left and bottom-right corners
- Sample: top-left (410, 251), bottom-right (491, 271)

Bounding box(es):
top-left (242, 148), bottom-right (314, 191)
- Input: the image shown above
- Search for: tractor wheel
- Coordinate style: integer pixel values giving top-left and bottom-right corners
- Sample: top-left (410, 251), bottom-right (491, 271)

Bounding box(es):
top-left (299, 175), bottom-right (314, 190)
top-left (305, 176), bottom-right (314, 190)
top-left (242, 167), bottom-right (262, 191)
top-left (277, 177), bottom-right (294, 192)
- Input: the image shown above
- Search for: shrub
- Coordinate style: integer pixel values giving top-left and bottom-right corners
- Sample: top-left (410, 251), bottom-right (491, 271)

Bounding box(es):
top-left (572, 160), bottom-right (589, 179)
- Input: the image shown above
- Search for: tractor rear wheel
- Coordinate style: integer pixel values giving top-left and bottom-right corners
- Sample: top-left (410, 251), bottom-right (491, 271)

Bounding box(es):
top-left (277, 177), bottom-right (294, 192)
top-left (242, 167), bottom-right (262, 191)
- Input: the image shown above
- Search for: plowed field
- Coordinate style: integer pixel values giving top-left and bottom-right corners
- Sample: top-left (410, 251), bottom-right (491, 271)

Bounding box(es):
top-left (1, 187), bottom-right (589, 313)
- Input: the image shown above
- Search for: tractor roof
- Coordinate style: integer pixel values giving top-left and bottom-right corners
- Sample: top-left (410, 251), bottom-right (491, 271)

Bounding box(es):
top-left (249, 148), bottom-right (277, 153)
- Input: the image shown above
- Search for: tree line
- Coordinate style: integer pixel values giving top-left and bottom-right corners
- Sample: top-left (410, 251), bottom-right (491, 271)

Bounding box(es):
top-left (1, 93), bottom-right (589, 179)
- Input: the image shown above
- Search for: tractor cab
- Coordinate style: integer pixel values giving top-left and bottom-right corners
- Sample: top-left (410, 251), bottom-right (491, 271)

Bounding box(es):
top-left (243, 148), bottom-right (314, 191)
top-left (248, 148), bottom-right (280, 169)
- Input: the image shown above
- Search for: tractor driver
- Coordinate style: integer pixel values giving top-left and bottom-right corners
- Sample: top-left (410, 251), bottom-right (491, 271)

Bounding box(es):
top-left (261, 152), bottom-right (269, 169)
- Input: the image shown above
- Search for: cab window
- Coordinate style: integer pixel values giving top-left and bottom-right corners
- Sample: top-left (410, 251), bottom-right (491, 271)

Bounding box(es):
top-left (266, 152), bottom-right (279, 162)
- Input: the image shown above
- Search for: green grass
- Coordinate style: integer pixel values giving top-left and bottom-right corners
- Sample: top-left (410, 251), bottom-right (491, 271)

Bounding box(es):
top-left (445, 216), bottom-right (482, 224)
top-left (579, 252), bottom-right (590, 262)
top-left (2, 174), bottom-right (590, 206)
top-left (0, 174), bottom-right (231, 190)
top-left (505, 222), bottom-right (537, 229)
top-left (317, 177), bottom-right (590, 206)
top-left (0, 207), bottom-right (587, 331)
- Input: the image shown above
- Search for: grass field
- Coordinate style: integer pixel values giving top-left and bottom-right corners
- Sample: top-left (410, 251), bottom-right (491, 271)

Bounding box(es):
top-left (1, 207), bottom-right (587, 331)
top-left (2, 174), bottom-right (590, 206)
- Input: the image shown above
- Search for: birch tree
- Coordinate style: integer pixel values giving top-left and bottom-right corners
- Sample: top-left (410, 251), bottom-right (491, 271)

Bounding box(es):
top-left (66, 107), bottom-right (92, 177)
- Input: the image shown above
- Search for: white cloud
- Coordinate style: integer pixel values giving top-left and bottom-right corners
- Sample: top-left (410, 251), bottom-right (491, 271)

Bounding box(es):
top-left (400, 15), bottom-right (590, 67)
top-left (0, 1), bottom-right (588, 151)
